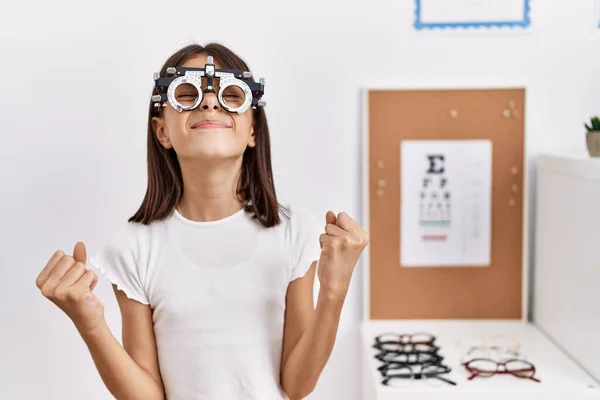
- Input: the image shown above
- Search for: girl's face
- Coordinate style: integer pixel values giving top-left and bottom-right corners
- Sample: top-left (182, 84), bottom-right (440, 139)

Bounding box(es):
top-left (152, 54), bottom-right (256, 161)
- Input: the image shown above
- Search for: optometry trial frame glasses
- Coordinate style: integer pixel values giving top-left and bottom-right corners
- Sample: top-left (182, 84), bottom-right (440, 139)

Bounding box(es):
top-left (151, 56), bottom-right (266, 115)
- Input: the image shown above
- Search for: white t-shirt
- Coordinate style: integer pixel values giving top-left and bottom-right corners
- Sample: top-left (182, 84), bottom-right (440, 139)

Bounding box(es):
top-left (88, 201), bottom-right (323, 400)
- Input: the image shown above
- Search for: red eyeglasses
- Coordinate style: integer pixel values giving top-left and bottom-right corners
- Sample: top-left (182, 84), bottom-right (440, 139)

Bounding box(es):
top-left (464, 358), bottom-right (541, 383)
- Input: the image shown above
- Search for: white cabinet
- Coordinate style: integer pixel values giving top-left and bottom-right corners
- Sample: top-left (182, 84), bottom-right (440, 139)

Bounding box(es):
top-left (534, 153), bottom-right (600, 383)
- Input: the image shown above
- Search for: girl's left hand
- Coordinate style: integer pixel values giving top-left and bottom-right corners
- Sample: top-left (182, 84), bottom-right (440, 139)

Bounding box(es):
top-left (317, 211), bottom-right (369, 299)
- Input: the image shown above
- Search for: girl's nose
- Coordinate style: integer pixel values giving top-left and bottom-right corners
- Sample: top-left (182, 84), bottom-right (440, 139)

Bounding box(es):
top-left (200, 92), bottom-right (221, 111)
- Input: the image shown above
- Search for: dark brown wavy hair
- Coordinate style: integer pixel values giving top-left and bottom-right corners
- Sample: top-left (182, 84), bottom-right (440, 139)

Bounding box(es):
top-left (128, 42), bottom-right (287, 227)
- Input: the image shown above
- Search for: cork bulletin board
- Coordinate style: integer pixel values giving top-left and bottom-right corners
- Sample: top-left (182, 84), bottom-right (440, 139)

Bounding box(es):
top-left (362, 88), bottom-right (526, 320)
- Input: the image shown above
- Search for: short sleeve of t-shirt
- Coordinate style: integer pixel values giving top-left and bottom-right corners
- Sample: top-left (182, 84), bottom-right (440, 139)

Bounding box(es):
top-left (88, 222), bottom-right (150, 305)
top-left (288, 205), bottom-right (323, 282)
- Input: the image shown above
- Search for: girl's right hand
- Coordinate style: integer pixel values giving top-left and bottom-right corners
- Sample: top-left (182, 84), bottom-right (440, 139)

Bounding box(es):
top-left (36, 242), bottom-right (106, 335)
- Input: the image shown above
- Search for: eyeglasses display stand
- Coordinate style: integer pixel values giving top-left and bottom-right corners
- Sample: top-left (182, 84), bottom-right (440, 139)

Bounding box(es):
top-left (361, 320), bottom-right (599, 399)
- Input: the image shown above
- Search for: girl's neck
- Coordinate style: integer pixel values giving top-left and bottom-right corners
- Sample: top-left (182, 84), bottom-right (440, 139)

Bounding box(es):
top-left (176, 159), bottom-right (245, 222)
top-left (176, 197), bottom-right (245, 223)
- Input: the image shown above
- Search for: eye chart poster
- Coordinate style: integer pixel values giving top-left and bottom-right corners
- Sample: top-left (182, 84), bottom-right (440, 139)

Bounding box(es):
top-left (400, 140), bottom-right (492, 267)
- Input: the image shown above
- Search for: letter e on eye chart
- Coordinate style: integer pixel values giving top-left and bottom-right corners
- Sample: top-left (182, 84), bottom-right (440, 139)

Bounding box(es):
top-left (400, 140), bottom-right (492, 267)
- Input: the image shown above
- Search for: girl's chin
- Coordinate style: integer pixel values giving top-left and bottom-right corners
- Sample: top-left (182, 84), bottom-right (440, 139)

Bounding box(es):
top-left (183, 148), bottom-right (245, 160)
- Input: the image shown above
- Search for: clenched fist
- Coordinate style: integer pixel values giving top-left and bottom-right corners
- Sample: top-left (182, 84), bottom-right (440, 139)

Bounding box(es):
top-left (317, 211), bottom-right (369, 298)
top-left (36, 242), bottom-right (105, 335)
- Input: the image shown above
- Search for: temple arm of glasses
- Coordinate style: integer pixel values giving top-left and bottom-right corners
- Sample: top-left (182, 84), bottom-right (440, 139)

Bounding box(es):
top-left (515, 374), bottom-right (541, 383)
top-left (435, 375), bottom-right (457, 386)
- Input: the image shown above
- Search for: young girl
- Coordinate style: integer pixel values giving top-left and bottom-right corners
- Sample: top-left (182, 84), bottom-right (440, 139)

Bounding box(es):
top-left (35, 42), bottom-right (369, 400)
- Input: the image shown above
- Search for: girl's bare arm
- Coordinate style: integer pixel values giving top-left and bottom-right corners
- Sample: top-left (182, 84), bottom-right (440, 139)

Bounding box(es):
top-left (79, 285), bottom-right (165, 400)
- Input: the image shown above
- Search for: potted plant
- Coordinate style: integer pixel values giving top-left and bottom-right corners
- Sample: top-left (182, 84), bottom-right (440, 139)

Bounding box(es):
top-left (585, 116), bottom-right (600, 157)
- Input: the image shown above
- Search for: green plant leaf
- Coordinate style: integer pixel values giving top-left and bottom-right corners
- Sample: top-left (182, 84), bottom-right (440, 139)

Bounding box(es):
top-left (586, 116), bottom-right (600, 131)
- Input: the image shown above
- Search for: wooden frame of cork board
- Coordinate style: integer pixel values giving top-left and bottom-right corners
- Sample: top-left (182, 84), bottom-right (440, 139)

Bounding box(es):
top-left (361, 86), bottom-right (529, 321)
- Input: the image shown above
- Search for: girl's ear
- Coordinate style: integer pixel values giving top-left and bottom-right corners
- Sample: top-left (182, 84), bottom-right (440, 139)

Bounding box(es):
top-left (152, 116), bottom-right (173, 149)
top-left (247, 124), bottom-right (256, 148)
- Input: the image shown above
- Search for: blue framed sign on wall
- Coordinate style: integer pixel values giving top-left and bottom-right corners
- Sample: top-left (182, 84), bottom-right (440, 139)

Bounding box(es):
top-left (414, 0), bottom-right (531, 30)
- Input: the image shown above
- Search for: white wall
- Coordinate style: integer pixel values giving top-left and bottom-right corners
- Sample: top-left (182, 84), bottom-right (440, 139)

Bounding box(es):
top-left (1, 0), bottom-right (600, 398)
